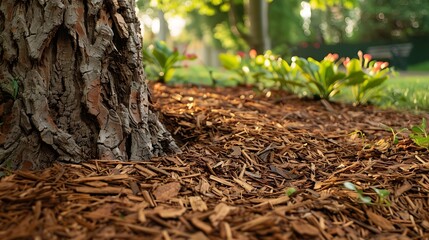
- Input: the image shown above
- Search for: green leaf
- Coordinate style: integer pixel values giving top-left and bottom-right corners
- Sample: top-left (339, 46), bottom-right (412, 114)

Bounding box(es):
top-left (421, 118), bottom-right (427, 130)
top-left (164, 69), bottom-right (176, 82)
top-left (359, 195), bottom-right (372, 204)
top-left (411, 126), bottom-right (425, 135)
top-left (345, 71), bottom-right (366, 85)
top-left (164, 51), bottom-right (183, 70)
top-left (344, 181), bottom-right (357, 191)
top-left (361, 76), bottom-right (387, 93)
top-left (285, 187), bottom-right (297, 196)
top-left (153, 48), bottom-right (169, 68)
top-left (346, 59), bottom-right (362, 74)
top-left (411, 136), bottom-right (429, 148)
top-left (154, 41), bottom-right (173, 56)
top-left (372, 188), bottom-right (390, 198)
top-left (219, 53), bottom-right (241, 70)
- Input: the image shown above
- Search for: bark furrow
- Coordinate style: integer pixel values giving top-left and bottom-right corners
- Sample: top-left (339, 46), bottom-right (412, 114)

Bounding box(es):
top-left (0, 0), bottom-right (180, 170)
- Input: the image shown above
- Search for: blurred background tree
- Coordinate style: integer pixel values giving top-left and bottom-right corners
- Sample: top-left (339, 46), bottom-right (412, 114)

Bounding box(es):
top-left (137, 0), bottom-right (429, 67)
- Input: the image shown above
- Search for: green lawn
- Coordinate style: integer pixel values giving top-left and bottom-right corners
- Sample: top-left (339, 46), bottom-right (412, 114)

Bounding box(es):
top-left (379, 73), bottom-right (429, 111)
top-left (170, 66), bottom-right (238, 86)
top-left (408, 61), bottom-right (429, 71)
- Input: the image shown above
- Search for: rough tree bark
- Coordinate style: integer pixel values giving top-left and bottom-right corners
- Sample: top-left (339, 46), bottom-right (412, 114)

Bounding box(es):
top-left (0, 0), bottom-right (180, 170)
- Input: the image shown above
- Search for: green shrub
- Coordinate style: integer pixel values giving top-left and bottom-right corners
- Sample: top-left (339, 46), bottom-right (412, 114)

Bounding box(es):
top-left (143, 41), bottom-right (196, 83)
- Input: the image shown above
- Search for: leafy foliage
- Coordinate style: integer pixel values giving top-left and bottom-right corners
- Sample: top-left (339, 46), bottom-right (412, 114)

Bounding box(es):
top-left (380, 123), bottom-right (407, 145)
top-left (219, 50), bottom-right (303, 91)
top-left (292, 54), bottom-right (346, 99)
top-left (344, 181), bottom-right (372, 204)
top-left (343, 51), bottom-right (392, 104)
top-left (285, 187), bottom-right (297, 197)
top-left (410, 118), bottom-right (429, 149)
top-left (219, 50), bottom-right (393, 102)
top-left (143, 41), bottom-right (196, 82)
top-left (344, 181), bottom-right (391, 206)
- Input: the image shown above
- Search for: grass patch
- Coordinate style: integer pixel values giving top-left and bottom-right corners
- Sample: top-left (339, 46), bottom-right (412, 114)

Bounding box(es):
top-left (169, 66), bottom-right (238, 87)
top-left (334, 73), bottom-right (429, 111)
top-left (379, 74), bottom-right (429, 111)
top-left (408, 61), bottom-right (429, 71)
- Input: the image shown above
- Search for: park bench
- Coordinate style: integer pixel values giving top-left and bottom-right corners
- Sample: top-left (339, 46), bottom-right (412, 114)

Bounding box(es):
top-left (366, 43), bottom-right (413, 70)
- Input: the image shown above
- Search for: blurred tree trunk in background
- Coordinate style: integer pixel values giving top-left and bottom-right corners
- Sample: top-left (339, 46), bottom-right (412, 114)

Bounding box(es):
top-left (157, 10), bottom-right (169, 41)
top-left (0, 0), bottom-right (180, 170)
top-left (247, 0), bottom-right (271, 53)
top-left (228, 0), bottom-right (271, 53)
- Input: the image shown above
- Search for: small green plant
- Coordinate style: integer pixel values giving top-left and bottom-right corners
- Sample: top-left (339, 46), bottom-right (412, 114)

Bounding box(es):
top-left (372, 187), bottom-right (391, 206)
top-left (291, 53), bottom-right (346, 100)
top-left (263, 56), bottom-right (303, 92)
top-left (410, 118), bottom-right (429, 149)
top-left (344, 181), bottom-right (372, 204)
top-left (219, 49), bottom-right (272, 86)
top-left (218, 52), bottom-right (250, 85)
top-left (218, 50), bottom-right (394, 104)
top-left (343, 51), bottom-right (393, 105)
top-left (344, 181), bottom-right (391, 206)
top-left (285, 187), bottom-right (297, 196)
top-left (143, 41), bottom-right (196, 83)
top-left (379, 123), bottom-right (407, 144)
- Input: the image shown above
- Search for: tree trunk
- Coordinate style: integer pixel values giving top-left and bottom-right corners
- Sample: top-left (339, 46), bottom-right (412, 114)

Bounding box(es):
top-left (0, 0), bottom-right (180, 170)
top-left (247, 0), bottom-right (271, 53)
top-left (157, 10), bottom-right (169, 42)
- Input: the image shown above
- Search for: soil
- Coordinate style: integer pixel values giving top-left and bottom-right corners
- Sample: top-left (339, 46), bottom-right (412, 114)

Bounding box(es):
top-left (1, 83), bottom-right (429, 240)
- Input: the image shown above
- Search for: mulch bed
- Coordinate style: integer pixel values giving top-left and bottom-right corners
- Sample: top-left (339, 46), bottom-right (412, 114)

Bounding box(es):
top-left (1, 83), bottom-right (429, 240)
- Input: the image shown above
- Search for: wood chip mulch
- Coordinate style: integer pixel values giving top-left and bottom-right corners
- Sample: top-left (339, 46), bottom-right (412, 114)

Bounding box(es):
top-left (1, 83), bottom-right (429, 240)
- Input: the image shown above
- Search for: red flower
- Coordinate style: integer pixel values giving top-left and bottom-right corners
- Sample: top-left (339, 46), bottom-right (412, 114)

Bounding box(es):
top-left (185, 53), bottom-right (197, 60)
top-left (371, 61), bottom-right (389, 73)
top-left (363, 53), bottom-right (372, 68)
top-left (237, 51), bottom-right (245, 58)
top-left (357, 50), bottom-right (363, 59)
top-left (300, 42), bottom-right (309, 48)
top-left (343, 57), bottom-right (351, 67)
top-left (313, 42), bottom-right (321, 49)
top-left (249, 49), bottom-right (257, 58)
top-left (324, 53), bottom-right (339, 62)
top-left (363, 54), bottom-right (372, 62)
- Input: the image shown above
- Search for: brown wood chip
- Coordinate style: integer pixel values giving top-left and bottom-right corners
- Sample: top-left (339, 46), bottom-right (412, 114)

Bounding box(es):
top-left (189, 196), bottom-right (208, 212)
top-left (291, 220), bottom-right (320, 237)
top-left (366, 210), bottom-right (395, 230)
top-left (152, 182), bottom-right (181, 201)
top-left (1, 84), bottom-right (429, 239)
